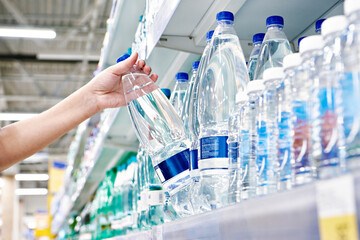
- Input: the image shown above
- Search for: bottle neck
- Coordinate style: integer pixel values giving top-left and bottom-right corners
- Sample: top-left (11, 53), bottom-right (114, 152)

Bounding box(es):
top-left (216, 20), bottom-right (234, 27)
top-left (266, 25), bottom-right (284, 31)
top-left (253, 42), bottom-right (262, 47)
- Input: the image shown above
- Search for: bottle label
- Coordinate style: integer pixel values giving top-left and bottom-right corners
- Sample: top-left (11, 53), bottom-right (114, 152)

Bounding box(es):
top-left (190, 149), bottom-right (198, 170)
top-left (228, 141), bottom-right (239, 164)
top-left (147, 189), bottom-right (164, 206)
top-left (154, 149), bottom-right (190, 183)
top-left (199, 136), bottom-right (229, 170)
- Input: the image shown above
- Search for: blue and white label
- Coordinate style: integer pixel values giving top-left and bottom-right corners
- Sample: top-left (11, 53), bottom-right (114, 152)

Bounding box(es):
top-left (154, 149), bottom-right (190, 183)
top-left (199, 136), bottom-right (229, 170)
top-left (190, 149), bottom-right (198, 170)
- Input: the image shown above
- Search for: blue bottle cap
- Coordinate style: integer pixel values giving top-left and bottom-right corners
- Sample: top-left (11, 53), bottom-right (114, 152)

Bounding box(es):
top-left (266, 15), bottom-right (284, 27)
top-left (253, 33), bottom-right (265, 44)
top-left (192, 61), bottom-right (200, 71)
top-left (127, 47), bottom-right (132, 55)
top-left (116, 53), bottom-right (130, 63)
top-left (161, 88), bottom-right (171, 99)
top-left (175, 72), bottom-right (189, 82)
top-left (139, 15), bottom-right (143, 22)
top-left (315, 19), bottom-right (326, 33)
top-left (206, 30), bottom-right (214, 41)
top-left (298, 36), bottom-right (307, 47)
top-left (216, 11), bottom-right (234, 22)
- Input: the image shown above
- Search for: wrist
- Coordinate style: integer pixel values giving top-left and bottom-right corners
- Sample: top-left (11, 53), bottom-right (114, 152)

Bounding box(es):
top-left (77, 84), bottom-right (101, 118)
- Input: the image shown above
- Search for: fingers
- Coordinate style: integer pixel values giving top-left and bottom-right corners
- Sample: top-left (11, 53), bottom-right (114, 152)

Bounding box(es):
top-left (110, 52), bottom-right (138, 76)
top-left (150, 73), bottom-right (158, 82)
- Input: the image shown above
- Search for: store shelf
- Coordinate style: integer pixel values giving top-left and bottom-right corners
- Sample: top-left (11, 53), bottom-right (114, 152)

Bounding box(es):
top-left (108, 171), bottom-right (360, 240)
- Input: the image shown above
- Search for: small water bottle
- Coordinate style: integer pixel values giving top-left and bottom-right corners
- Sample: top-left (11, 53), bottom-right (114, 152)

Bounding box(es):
top-left (297, 36), bottom-right (307, 51)
top-left (256, 68), bottom-right (283, 196)
top-left (248, 33), bottom-right (265, 81)
top-left (241, 80), bottom-right (265, 200)
top-left (313, 16), bottom-right (348, 179)
top-left (170, 72), bottom-right (189, 116)
top-left (341, 0), bottom-right (360, 171)
top-left (276, 67), bottom-right (293, 191)
top-left (254, 15), bottom-right (293, 80)
top-left (228, 94), bottom-right (248, 204)
top-left (120, 54), bottom-right (193, 217)
top-left (315, 19), bottom-right (326, 34)
top-left (198, 11), bottom-right (249, 210)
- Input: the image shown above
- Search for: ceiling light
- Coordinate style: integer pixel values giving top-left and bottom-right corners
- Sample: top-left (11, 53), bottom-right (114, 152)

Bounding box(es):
top-left (0, 113), bottom-right (38, 121)
top-left (15, 174), bottom-right (49, 181)
top-left (15, 188), bottom-right (48, 196)
top-left (0, 27), bottom-right (56, 39)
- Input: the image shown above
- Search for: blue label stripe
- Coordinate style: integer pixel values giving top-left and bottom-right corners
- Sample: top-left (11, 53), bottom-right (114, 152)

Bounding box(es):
top-left (190, 149), bottom-right (198, 170)
top-left (154, 149), bottom-right (190, 183)
top-left (200, 136), bottom-right (229, 159)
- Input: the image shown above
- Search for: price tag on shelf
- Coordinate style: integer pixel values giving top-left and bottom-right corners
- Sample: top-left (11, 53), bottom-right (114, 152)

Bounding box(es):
top-left (316, 174), bottom-right (359, 240)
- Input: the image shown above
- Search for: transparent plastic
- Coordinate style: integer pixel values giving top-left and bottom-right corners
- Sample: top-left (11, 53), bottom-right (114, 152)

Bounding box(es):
top-left (256, 79), bottom-right (280, 196)
top-left (254, 25), bottom-right (293, 79)
top-left (123, 70), bottom-right (193, 217)
top-left (314, 31), bottom-right (346, 179)
top-left (340, 11), bottom-right (360, 171)
top-left (240, 92), bottom-right (262, 200)
top-left (248, 41), bottom-right (262, 81)
top-left (170, 79), bottom-right (189, 116)
top-left (181, 68), bottom-right (197, 139)
top-left (197, 18), bottom-right (249, 210)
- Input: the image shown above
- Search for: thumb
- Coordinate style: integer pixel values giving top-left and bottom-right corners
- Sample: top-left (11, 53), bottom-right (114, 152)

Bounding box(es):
top-left (110, 52), bottom-right (138, 75)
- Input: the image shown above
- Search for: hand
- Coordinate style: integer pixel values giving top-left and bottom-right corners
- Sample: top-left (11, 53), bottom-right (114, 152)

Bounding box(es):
top-left (86, 52), bottom-right (158, 112)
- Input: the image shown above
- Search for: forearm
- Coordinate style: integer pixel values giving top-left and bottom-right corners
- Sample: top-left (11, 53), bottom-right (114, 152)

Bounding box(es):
top-left (0, 85), bottom-right (99, 171)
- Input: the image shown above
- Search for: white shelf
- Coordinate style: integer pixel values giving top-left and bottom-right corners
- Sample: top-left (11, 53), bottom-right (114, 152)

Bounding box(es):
top-left (110, 171), bottom-right (360, 240)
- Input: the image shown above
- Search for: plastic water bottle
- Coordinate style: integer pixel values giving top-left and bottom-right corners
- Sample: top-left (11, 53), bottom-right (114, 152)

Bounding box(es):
top-left (228, 94), bottom-right (248, 203)
top-left (240, 80), bottom-right (265, 200)
top-left (341, 1), bottom-right (360, 171)
top-left (181, 61), bottom-right (199, 137)
top-left (136, 146), bottom-right (150, 230)
top-left (198, 11), bottom-right (249, 209)
top-left (187, 31), bottom-right (214, 214)
top-left (120, 54), bottom-right (193, 217)
top-left (248, 33), bottom-right (265, 81)
top-left (170, 72), bottom-right (189, 116)
top-left (254, 15), bottom-right (293, 80)
top-left (276, 68), bottom-right (293, 191)
top-left (315, 19), bottom-right (326, 34)
top-left (313, 16), bottom-right (348, 179)
top-left (297, 36), bottom-right (307, 50)
top-left (256, 68), bottom-right (283, 196)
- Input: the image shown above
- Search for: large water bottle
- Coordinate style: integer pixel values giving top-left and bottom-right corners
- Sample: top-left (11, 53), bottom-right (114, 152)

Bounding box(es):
top-left (136, 146), bottom-right (150, 230)
top-left (313, 16), bottom-right (348, 179)
top-left (256, 68), bottom-right (283, 196)
top-left (181, 61), bottom-right (199, 136)
top-left (170, 72), bottom-right (189, 116)
top-left (341, 0), bottom-right (360, 171)
top-left (187, 31), bottom-right (214, 214)
top-left (254, 15), bottom-right (293, 80)
top-left (228, 94), bottom-right (248, 204)
top-left (120, 55), bottom-right (193, 217)
top-left (240, 80), bottom-right (265, 200)
top-left (198, 11), bottom-right (249, 210)
top-left (248, 33), bottom-right (265, 81)
top-left (315, 19), bottom-right (326, 34)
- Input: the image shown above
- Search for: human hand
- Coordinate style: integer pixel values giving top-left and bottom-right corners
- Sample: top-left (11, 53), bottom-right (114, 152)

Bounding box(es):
top-left (86, 52), bottom-right (158, 112)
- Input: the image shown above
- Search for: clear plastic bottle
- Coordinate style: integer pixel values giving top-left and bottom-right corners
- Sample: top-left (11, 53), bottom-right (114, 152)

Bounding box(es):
top-left (181, 61), bottom-right (199, 137)
top-left (315, 19), bottom-right (326, 34)
top-left (170, 72), bottom-right (189, 116)
top-left (313, 16), bottom-right (348, 179)
top-left (341, 1), bottom-right (360, 171)
top-left (254, 15), bottom-right (293, 80)
top-left (187, 31), bottom-right (214, 214)
top-left (297, 36), bottom-right (307, 51)
top-left (198, 11), bottom-right (249, 210)
top-left (228, 94), bottom-right (248, 204)
top-left (241, 80), bottom-right (265, 200)
top-left (256, 68), bottom-right (283, 196)
top-left (120, 54), bottom-right (193, 217)
top-left (248, 33), bottom-right (265, 81)
top-left (275, 67), bottom-right (293, 191)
